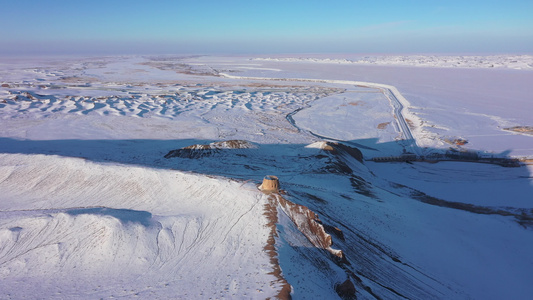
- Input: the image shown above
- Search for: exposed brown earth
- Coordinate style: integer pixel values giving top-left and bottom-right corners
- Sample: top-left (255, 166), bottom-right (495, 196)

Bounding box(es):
top-left (341, 101), bottom-right (364, 107)
top-left (504, 126), bottom-right (533, 135)
top-left (323, 142), bottom-right (364, 163)
top-left (519, 158), bottom-right (533, 165)
top-left (263, 195), bottom-right (292, 300)
top-left (444, 137), bottom-right (468, 146)
top-left (273, 193), bottom-right (345, 260)
top-left (405, 118), bottom-right (415, 129)
top-left (164, 140), bottom-right (256, 159)
top-left (262, 188), bottom-right (357, 299)
top-left (377, 122), bottom-right (390, 129)
top-left (313, 141), bottom-right (364, 163)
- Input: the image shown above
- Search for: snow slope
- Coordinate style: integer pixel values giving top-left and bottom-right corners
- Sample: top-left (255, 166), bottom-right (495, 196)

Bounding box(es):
top-left (0, 153), bottom-right (280, 299)
top-left (1, 55), bottom-right (532, 299)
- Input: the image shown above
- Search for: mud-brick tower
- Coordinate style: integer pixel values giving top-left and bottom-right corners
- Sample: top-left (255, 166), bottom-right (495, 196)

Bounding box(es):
top-left (260, 175), bottom-right (279, 192)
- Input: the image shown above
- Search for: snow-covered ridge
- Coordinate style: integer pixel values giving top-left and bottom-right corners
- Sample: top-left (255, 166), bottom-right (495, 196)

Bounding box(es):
top-left (1, 55), bottom-right (532, 299)
top-left (253, 54), bottom-right (533, 69)
top-left (0, 153), bottom-right (281, 298)
top-left (164, 140), bottom-right (258, 159)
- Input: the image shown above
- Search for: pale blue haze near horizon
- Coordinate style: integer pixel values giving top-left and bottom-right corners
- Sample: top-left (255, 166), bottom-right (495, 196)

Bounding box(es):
top-left (1, 0), bottom-right (532, 55)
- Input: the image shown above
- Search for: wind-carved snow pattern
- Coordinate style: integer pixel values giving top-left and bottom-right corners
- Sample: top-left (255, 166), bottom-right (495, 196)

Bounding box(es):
top-left (1, 55), bottom-right (532, 299)
top-left (0, 153), bottom-right (287, 299)
top-left (0, 86), bottom-right (328, 120)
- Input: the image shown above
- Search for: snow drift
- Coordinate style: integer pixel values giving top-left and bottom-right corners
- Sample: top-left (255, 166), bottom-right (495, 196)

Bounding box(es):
top-left (0, 153), bottom-right (281, 299)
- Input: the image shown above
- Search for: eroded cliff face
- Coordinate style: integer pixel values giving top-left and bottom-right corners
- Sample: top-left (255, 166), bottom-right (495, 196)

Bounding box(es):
top-left (326, 142), bottom-right (364, 163)
top-left (263, 195), bottom-right (294, 300)
top-left (273, 194), bottom-right (345, 261)
top-left (164, 140), bottom-right (257, 159)
top-left (265, 191), bottom-right (356, 299)
top-left (307, 141), bottom-right (364, 163)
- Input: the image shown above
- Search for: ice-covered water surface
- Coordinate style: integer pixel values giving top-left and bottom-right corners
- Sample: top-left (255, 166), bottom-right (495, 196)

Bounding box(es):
top-left (0, 55), bottom-right (532, 299)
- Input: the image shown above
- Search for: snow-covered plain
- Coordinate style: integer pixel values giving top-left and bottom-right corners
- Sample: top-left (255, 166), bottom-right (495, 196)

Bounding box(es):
top-left (253, 54), bottom-right (533, 70)
top-left (1, 55), bottom-right (532, 299)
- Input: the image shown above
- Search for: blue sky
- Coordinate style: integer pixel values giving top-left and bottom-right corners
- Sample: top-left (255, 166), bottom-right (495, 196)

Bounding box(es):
top-left (1, 0), bottom-right (532, 55)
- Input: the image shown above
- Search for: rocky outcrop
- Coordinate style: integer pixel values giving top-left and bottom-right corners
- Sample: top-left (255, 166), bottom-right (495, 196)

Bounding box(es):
top-left (272, 194), bottom-right (345, 261)
top-left (264, 195), bottom-right (293, 300)
top-left (306, 141), bottom-right (363, 163)
top-left (306, 141), bottom-right (365, 176)
top-left (504, 126), bottom-right (533, 136)
top-left (326, 142), bottom-right (364, 163)
top-left (335, 279), bottom-right (357, 299)
top-left (164, 140), bottom-right (257, 159)
top-left (265, 191), bottom-right (354, 298)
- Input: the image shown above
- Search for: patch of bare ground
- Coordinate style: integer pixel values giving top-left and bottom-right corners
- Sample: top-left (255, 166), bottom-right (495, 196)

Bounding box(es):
top-left (275, 193), bottom-right (343, 258)
top-left (444, 137), bottom-right (468, 146)
top-left (377, 122), bottom-right (390, 130)
top-left (323, 142), bottom-right (364, 163)
top-left (264, 195), bottom-right (292, 300)
top-left (519, 158), bottom-right (533, 165)
top-left (504, 126), bottom-right (533, 136)
top-left (405, 118), bottom-right (415, 129)
top-left (263, 190), bottom-right (356, 299)
top-left (164, 140), bottom-right (257, 159)
top-left (341, 101), bottom-right (364, 107)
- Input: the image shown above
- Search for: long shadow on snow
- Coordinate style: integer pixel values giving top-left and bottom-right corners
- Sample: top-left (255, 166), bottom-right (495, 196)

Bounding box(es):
top-left (1, 136), bottom-right (532, 298)
top-left (67, 207), bottom-right (153, 227)
top-left (1, 136), bottom-right (530, 220)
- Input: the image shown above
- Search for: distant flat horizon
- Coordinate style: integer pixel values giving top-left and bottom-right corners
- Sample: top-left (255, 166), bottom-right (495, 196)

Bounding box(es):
top-left (1, 53), bottom-right (532, 61)
top-left (2, 0), bottom-right (532, 55)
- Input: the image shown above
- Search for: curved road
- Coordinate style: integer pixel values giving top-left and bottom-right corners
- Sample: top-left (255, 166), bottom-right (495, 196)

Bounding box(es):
top-left (380, 88), bottom-right (420, 155)
top-left (218, 72), bottom-right (420, 155)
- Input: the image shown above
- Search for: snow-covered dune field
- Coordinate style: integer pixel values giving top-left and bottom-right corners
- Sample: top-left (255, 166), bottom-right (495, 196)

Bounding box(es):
top-left (1, 55), bottom-right (532, 299)
top-left (199, 55), bottom-right (533, 157)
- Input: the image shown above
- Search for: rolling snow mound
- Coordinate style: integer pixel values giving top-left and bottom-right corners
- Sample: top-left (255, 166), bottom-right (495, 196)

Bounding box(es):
top-left (0, 153), bottom-right (281, 299)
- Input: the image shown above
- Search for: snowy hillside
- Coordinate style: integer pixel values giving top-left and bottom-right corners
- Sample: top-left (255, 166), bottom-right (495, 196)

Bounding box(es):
top-left (1, 55), bottom-right (532, 299)
top-left (0, 153), bottom-right (284, 299)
